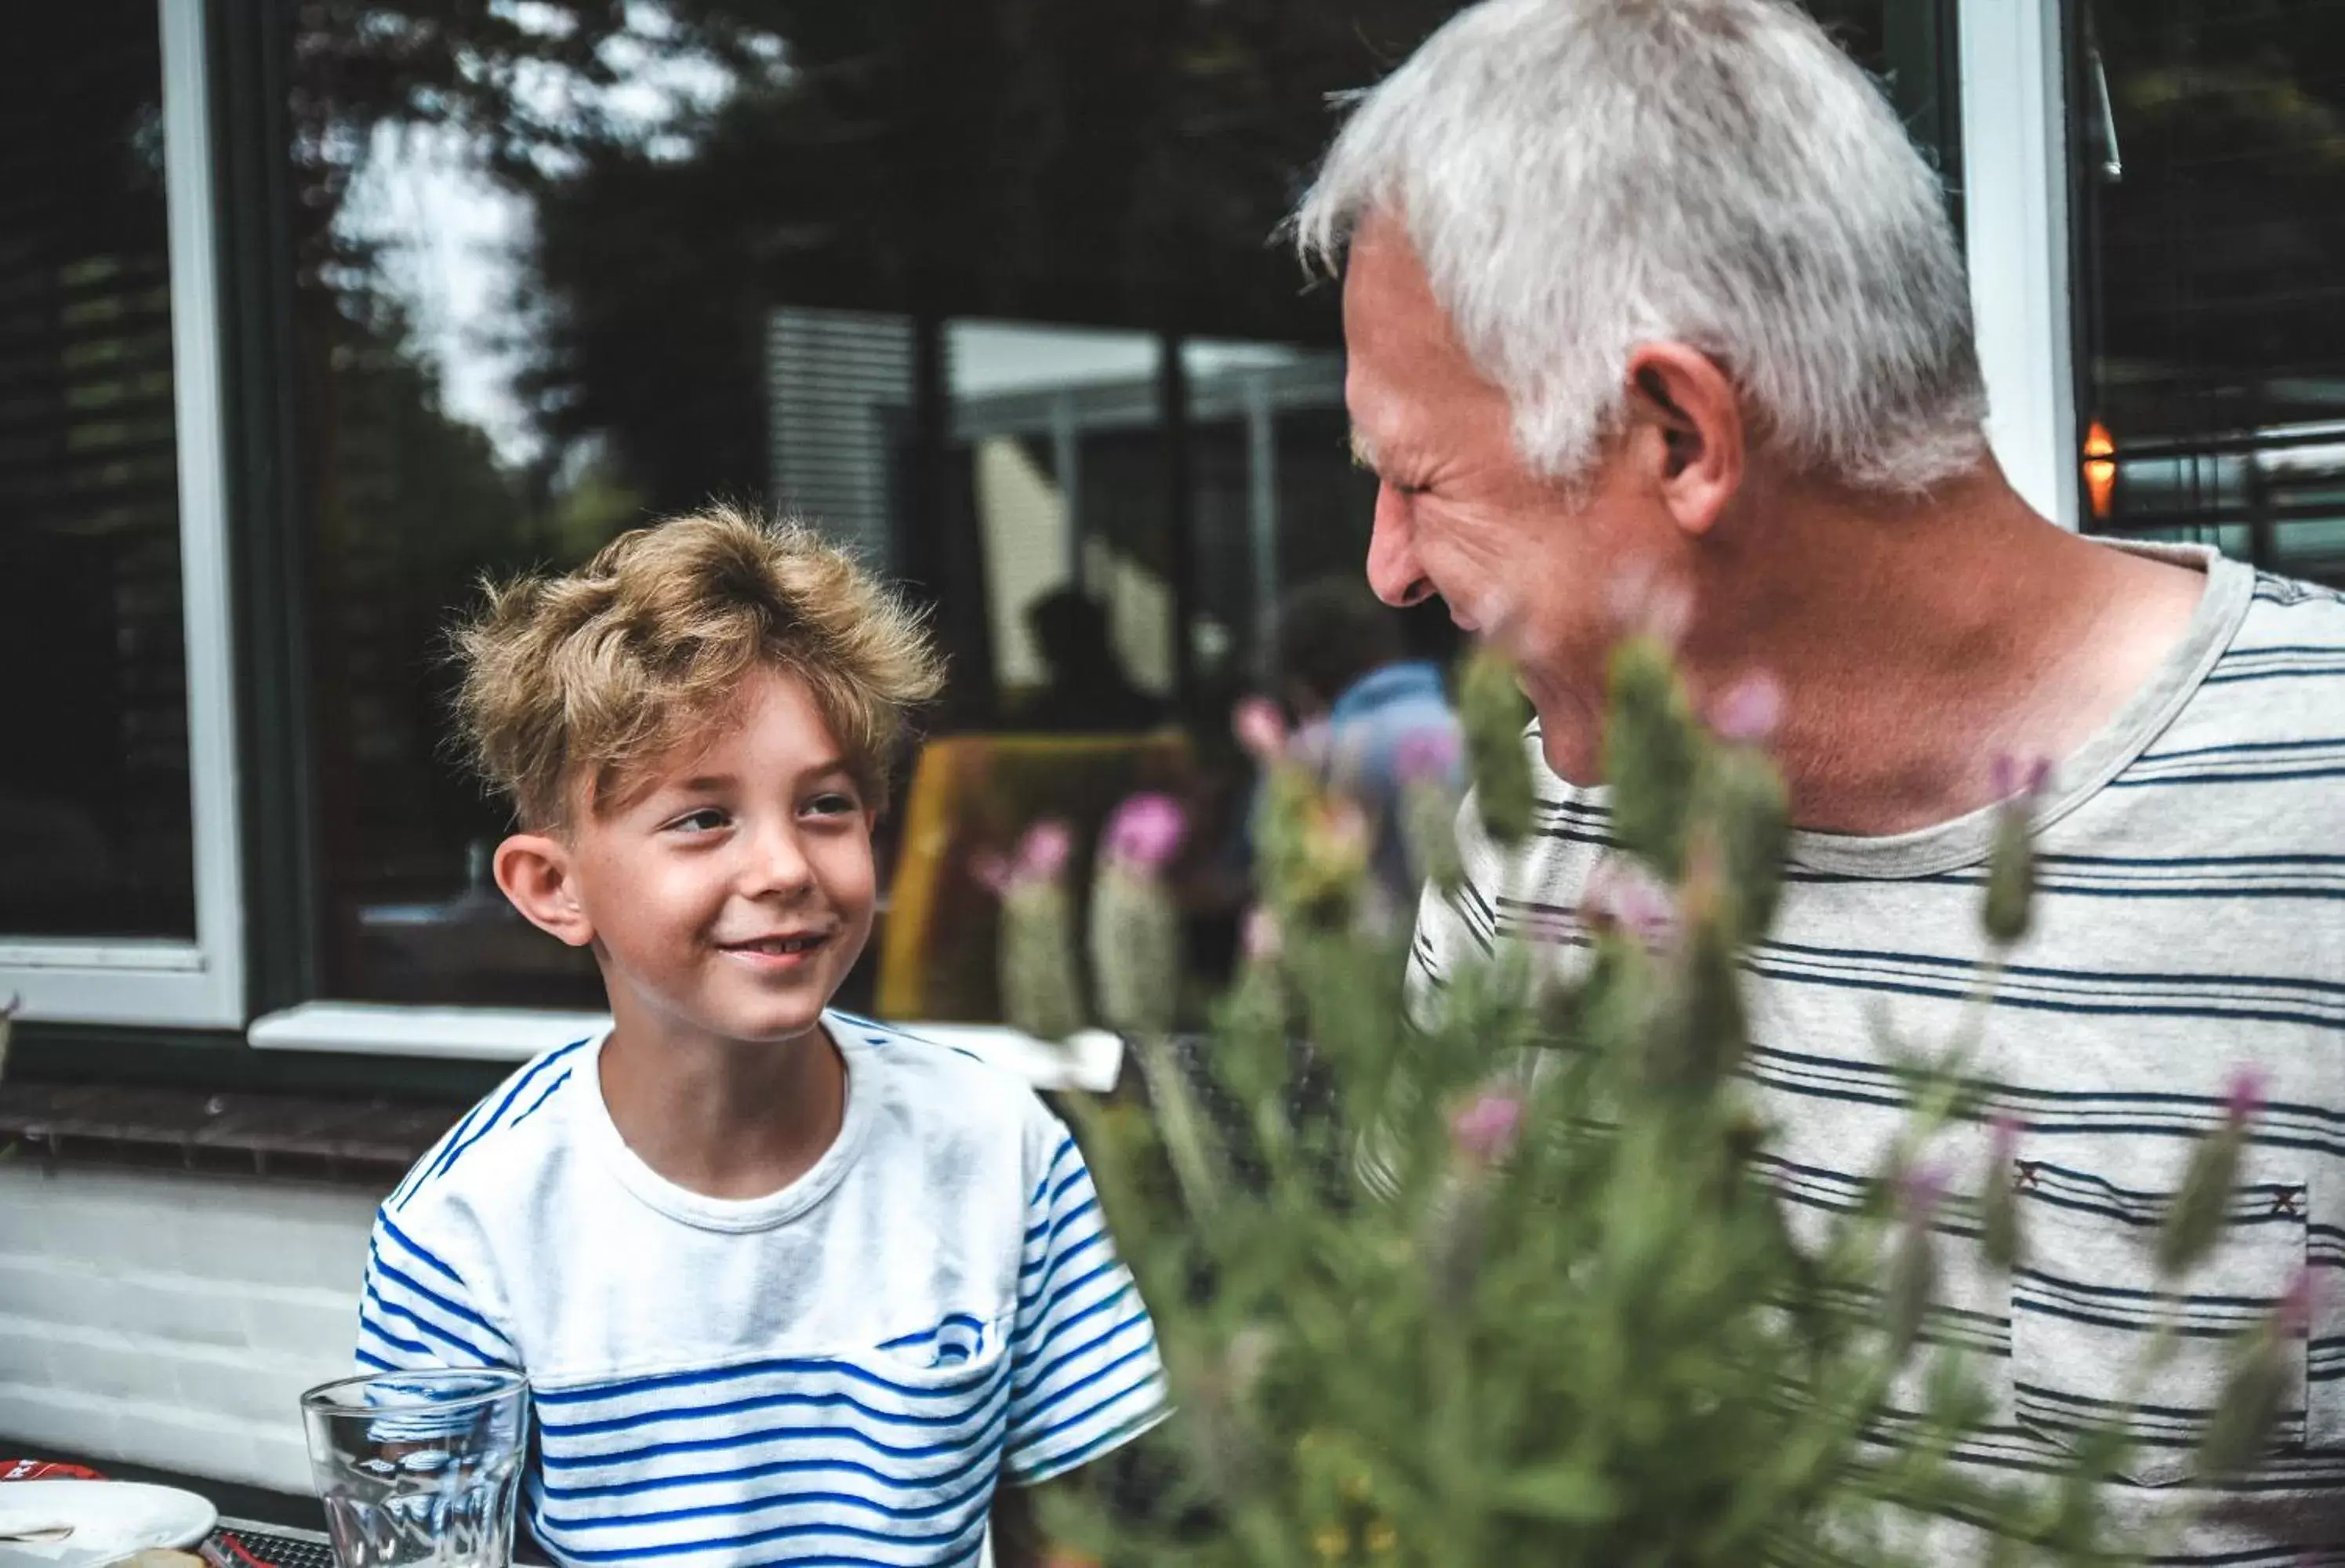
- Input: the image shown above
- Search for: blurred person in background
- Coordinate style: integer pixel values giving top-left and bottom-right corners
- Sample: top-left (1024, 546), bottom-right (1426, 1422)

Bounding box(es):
top-left (1011, 586), bottom-right (1170, 734)
top-left (1269, 574), bottom-right (1465, 913)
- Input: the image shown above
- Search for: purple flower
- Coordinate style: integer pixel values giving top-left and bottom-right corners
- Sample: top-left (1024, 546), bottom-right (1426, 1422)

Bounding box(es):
top-left (2226, 1065), bottom-right (2271, 1131)
top-left (1709, 672), bottom-right (1784, 744)
top-left (1581, 856), bottom-right (1681, 949)
top-left (1103, 793), bottom-right (1186, 871)
top-left (1232, 697), bottom-right (1288, 763)
top-left (1450, 1094), bottom-right (1524, 1165)
top-left (1393, 728), bottom-right (1462, 786)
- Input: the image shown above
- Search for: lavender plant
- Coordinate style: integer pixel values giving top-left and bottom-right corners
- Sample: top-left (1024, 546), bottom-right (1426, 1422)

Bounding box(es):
top-left (990, 638), bottom-right (2292, 1566)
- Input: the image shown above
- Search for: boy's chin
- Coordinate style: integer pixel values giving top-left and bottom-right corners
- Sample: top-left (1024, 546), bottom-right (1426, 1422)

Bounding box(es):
top-left (705, 1003), bottom-right (831, 1047)
top-left (633, 989), bottom-right (832, 1050)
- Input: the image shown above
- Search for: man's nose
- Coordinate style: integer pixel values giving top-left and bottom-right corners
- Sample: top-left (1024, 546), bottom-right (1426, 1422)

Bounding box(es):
top-left (1365, 484), bottom-right (1434, 608)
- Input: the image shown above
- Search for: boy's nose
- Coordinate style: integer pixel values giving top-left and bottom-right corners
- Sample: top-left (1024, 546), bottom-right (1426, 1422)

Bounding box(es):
top-left (741, 822), bottom-right (815, 896)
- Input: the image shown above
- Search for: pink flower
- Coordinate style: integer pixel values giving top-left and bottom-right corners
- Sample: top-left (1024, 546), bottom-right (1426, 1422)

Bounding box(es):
top-left (1393, 727), bottom-right (1462, 786)
top-left (1990, 753), bottom-right (2053, 804)
top-left (1103, 793), bottom-right (1186, 871)
top-left (1988, 1113), bottom-right (2023, 1166)
top-left (2276, 1266), bottom-right (2321, 1338)
top-left (1898, 1158), bottom-right (1953, 1226)
top-left (1015, 820), bottom-right (1073, 884)
top-left (1581, 856), bottom-right (1680, 949)
top-left (1231, 697), bottom-right (1288, 763)
top-left (971, 820), bottom-right (1075, 897)
top-left (1450, 1093), bottom-right (1524, 1165)
top-left (2226, 1065), bottom-right (2271, 1131)
top-left (1709, 672), bottom-right (1784, 744)
top-left (1605, 563), bottom-right (1693, 650)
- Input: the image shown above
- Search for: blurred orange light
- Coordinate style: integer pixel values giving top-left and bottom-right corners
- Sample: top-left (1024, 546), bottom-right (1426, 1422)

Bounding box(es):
top-left (2084, 419), bottom-right (2116, 520)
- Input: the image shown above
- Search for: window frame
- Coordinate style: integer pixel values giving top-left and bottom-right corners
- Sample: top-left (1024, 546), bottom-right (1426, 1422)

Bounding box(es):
top-left (1958, 0), bottom-right (2080, 529)
top-left (0, 0), bottom-right (248, 1029)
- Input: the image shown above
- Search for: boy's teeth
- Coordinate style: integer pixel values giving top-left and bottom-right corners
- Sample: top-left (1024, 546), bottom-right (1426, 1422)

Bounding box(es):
top-left (745, 935), bottom-right (819, 953)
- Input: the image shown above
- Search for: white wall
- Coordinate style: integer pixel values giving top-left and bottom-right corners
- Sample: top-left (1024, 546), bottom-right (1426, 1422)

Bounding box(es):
top-left (0, 1162), bottom-right (383, 1495)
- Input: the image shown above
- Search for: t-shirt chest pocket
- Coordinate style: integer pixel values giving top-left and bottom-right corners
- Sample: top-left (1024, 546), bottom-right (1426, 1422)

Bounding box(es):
top-left (2010, 1160), bottom-right (2309, 1487)
top-left (871, 1309), bottom-right (1015, 1382)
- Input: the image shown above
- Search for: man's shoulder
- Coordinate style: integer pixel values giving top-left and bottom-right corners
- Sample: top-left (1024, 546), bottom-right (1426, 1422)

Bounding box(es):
top-left (2212, 568), bottom-right (2345, 681)
top-left (2132, 568), bottom-right (2345, 807)
top-left (382, 1035), bottom-right (597, 1222)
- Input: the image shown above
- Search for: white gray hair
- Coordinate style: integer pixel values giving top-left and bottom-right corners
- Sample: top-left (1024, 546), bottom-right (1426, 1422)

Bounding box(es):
top-left (1293, 0), bottom-right (1987, 494)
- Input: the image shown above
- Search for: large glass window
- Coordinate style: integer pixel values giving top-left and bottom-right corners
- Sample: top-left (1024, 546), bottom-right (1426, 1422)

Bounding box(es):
top-left (278, 0), bottom-right (1955, 1015)
top-left (0, 0), bottom-right (194, 941)
top-left (2074, 1), bottom-right (2345, 583)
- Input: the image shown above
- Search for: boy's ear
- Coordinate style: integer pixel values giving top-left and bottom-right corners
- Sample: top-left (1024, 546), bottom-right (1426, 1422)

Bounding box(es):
top-left (495, 831), bottom-right (596, 948)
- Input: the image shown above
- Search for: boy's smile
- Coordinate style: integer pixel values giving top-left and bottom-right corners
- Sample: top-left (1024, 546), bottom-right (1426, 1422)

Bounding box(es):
top-left (495, 662), bottom-right (879, 1052)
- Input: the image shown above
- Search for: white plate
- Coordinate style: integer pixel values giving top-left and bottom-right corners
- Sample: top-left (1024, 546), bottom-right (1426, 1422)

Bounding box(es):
top-left (0, 1480), bottom-right (218, 1568)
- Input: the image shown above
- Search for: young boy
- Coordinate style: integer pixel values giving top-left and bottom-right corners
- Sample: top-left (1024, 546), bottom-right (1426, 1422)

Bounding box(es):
top-left (356, 507), bottom-right (1169, 1566)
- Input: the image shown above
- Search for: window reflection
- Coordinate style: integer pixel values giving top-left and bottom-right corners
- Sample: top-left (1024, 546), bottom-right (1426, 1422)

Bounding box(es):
top-left (2075, 1), bottom-right (2345, 583)
top-left (284, 0), bottom-right (1942, 1011)
top-left (949, 321), bottom-right (1170, 729)
top-left (0, 0), bottom-right (194, 940)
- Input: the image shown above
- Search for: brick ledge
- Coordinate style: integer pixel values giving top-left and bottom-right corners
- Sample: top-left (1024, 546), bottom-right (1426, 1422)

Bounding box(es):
top-left (0, 1083), bottom-right (461, 1184)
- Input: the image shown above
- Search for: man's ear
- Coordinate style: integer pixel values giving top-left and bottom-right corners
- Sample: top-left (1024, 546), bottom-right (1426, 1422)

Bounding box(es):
top-left (1624, 342), bottom-right (1745, 539)
top-left (494, 830), bottom-right (596, 948)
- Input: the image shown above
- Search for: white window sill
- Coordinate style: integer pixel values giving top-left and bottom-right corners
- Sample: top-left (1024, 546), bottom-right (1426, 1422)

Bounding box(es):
top-left (245, 1002), bottom-right (1126, 1093)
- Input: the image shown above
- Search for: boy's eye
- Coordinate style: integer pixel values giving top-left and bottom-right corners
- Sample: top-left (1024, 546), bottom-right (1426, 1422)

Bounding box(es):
top-left (806, 792), bottom-right (861, 818)
top-left (668, 808), bottom-right (729, 833)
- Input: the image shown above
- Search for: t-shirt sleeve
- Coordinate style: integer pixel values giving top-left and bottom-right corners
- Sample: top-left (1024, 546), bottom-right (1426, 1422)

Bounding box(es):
top-left (1002, 1108), bottom-right (1171, 1484)
top-left (355, 1201), bottom-right (520, 1376)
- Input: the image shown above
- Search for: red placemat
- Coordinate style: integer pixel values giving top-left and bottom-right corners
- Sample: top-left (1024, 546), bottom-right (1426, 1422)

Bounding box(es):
top-left (0, 1458), bottom-right (107, 1483)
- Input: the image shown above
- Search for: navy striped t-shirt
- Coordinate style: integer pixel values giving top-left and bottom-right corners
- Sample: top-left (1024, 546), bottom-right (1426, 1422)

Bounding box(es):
top-left (1409, 546), bottom-right (2345, 1562)
top-left (356, 1013), bottom-right (1168, 1568)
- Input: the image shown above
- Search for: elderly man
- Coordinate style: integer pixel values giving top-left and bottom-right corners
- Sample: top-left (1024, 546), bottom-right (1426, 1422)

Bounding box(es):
top-left (1296, 0), bottom-right (2345, 1557)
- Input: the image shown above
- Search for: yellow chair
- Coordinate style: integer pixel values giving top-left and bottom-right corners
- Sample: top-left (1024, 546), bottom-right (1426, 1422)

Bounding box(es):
top-left (877, 731), bottom-right (1193, 1023)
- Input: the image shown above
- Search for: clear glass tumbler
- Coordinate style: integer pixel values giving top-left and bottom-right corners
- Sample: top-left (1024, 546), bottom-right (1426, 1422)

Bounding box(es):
top-left (299, 1369), bottom-right (530, 1568)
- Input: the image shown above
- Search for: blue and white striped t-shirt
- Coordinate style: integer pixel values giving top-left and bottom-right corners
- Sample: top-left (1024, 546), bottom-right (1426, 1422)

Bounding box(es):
top-left (356, 1014), bottom-right (1169, 1568)
top-left (1410, 547), bottom-right (2345, 1562)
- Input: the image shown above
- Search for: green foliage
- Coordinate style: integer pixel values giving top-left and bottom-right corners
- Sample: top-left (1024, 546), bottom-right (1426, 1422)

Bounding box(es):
top-left (994, 641), bottom-right (2288, 1566)
top-left (1000, 880), bottom-right (1087, 1047)
top-left (1456, 651), bottom-right (1535, 848)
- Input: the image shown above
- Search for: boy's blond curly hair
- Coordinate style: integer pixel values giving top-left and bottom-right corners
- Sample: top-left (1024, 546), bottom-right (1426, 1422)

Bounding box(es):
top-left (452, 506), bottom-right (944, 829)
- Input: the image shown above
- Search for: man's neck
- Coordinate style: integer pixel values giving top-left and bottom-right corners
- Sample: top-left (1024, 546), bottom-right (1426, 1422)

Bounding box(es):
top-left (597, 999), bottom-right (848, 1201)
top-left (1679, 466), bottom-right (2208, 836)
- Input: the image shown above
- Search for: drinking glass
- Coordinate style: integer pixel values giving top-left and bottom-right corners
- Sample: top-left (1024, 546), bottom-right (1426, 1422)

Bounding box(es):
top-left (299, 1369), bottom-right (529, 1568)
